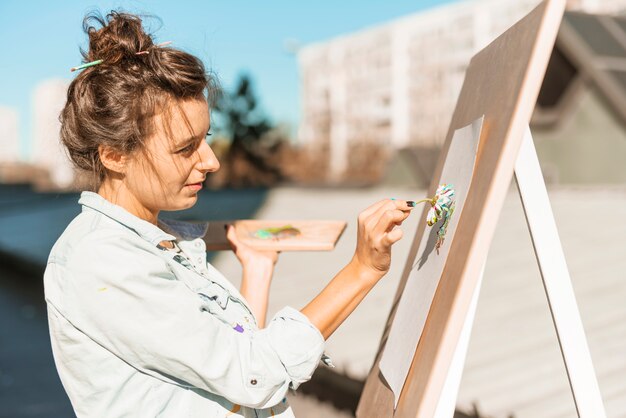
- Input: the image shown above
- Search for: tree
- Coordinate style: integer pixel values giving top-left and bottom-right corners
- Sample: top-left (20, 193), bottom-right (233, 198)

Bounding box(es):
top-left (213, 74), bottom-right (285, 188)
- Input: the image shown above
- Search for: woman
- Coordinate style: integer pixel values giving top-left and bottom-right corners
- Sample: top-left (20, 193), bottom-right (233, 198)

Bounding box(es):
top-left (45, 11), bottom-right (415, 418)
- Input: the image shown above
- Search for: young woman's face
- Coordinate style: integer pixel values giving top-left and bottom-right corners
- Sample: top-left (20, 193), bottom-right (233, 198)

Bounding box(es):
top-left (124, 98), bottom-right (219, 215)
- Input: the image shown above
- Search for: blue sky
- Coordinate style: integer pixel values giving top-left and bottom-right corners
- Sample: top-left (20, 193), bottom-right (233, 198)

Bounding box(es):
top-left (0, 0), bottom-right (456, 157)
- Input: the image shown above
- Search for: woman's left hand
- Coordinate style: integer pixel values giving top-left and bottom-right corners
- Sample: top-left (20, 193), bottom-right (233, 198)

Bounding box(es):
top-left (225, 224), bottom-right (279, 268)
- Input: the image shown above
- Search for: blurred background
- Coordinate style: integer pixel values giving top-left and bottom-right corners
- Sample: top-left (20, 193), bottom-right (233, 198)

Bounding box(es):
top-left (1, 0), bottom-right (626, 417)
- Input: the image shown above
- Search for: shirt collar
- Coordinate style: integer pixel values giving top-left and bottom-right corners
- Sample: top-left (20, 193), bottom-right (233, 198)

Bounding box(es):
top-left (78, 191), bottom-right (208, 246)
top-left (158, 217), bottom-right (209, 242)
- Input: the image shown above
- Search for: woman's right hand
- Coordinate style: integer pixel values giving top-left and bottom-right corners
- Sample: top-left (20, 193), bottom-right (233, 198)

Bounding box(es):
top-left (301, 198), bottom-right (416, 339)
top-left (351, 199), bottom-right (415, 282)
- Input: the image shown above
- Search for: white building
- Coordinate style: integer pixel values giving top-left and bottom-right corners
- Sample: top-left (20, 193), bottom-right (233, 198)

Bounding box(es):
top-left (297, 0), bottom-right (626, 179)
top-left (32, 79), bottom-right (74, 188)
top-left (0, 106), bottom-right (20, 163)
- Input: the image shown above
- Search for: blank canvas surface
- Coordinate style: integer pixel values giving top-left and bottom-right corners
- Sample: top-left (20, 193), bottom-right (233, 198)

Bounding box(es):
top-left (379, 117), bottom-right (483, 407)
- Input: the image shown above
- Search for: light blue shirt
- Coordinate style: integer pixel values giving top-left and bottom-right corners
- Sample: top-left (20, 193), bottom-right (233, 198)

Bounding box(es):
top-left (44, 191), bottom-right (326, 417)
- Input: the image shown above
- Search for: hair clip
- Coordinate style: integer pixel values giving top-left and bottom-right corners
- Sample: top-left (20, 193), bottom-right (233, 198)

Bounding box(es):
top-left (70, 59), bottom-right (104, 72)
top-left (135, 40), bottom-right (173, 56)
top-left (70, 41), bottom-right (173, 72)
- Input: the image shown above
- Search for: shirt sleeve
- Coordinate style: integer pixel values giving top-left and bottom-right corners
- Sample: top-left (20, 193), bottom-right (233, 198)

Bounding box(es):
top-left (46, 229), bottom-right (325, 409)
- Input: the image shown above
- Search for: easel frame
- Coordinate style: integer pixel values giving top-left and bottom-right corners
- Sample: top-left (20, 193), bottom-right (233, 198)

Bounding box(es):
top-left (431, 128), bottom-right (606, 417)
top-left (355, 1), bottom-right (607, 416)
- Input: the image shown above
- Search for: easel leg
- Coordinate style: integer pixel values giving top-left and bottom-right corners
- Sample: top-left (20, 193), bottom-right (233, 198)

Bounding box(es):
top-left (434, 263), bottom-right (485, 418)
top-left (514, 127), bottom-right (606, 418)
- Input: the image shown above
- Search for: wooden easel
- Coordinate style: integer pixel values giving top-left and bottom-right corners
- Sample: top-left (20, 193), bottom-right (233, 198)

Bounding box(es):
top-left (431, 128), bottom-right (606, 417)
top-left (356, 1), bottom-right (606, 416)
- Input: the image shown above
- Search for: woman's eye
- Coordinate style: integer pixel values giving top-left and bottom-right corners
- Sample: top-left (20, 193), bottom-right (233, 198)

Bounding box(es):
top-left (205, 132), bottom-right (213, 144)
top-left (177, 134), bottom-right (211, 154)
top-left (177, 144), bottom-right (195, 154)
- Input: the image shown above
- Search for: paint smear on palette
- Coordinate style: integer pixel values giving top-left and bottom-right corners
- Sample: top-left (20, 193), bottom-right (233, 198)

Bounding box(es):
top-left (253, 225), bottom-right (301, 240)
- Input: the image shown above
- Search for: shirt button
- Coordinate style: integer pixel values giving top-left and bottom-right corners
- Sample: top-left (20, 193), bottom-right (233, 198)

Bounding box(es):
top-left (250, 379), bottom-right (257, 385)
top-left (195, 242), bottom-right (202, 248)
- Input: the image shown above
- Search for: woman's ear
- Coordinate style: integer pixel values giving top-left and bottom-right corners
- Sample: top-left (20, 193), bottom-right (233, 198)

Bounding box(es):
top-left (98, 145), bottom-right (128, 174)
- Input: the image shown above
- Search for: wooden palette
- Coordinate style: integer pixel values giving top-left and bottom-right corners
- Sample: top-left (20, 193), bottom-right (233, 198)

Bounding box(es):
top-left (202, 220), bottom-right (347, 252)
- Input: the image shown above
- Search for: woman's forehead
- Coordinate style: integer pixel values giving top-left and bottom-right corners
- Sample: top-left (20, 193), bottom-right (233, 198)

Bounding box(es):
top-left (155, 99), bottom-right (210, 140)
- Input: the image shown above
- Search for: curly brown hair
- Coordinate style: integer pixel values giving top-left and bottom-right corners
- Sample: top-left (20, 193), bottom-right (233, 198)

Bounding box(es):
top-left (60, 10), bottom-right (219, 187)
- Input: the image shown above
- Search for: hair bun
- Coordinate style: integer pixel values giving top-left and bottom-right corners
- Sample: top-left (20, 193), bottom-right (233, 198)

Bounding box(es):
top-left (82, 11), bottom-right (154, 65)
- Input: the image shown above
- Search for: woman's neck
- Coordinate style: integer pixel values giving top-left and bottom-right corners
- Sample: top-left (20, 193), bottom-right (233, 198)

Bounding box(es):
top-left (98, 178), bottom-right (159, 225)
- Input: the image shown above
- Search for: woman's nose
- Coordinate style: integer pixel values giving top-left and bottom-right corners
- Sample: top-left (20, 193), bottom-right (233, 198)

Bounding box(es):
top-left (197, 140), bottom-right (220, 173)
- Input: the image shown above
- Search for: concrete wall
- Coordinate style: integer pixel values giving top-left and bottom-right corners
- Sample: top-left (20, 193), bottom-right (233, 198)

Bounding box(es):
top-left (534, 87), bottom-right (626, 184)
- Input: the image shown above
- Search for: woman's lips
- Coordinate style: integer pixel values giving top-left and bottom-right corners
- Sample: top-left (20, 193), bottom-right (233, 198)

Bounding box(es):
top-left (185, 182), bottom-right (203, 191)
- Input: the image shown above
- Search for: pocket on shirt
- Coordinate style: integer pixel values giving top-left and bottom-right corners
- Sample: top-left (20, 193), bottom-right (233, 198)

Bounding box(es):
top-left (197, 282), bottom-right (230, 309)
